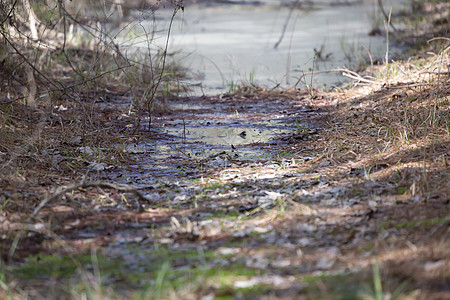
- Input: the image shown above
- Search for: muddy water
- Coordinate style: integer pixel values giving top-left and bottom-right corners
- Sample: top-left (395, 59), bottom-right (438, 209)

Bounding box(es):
top-left (130, 0), bottom-right (406, 95)
top-left (112, 95), bottom-right (322, 183)
top-left (112, 0), bottom-right (408, 182)
top-left (163, 119), bottom-right (292, 145)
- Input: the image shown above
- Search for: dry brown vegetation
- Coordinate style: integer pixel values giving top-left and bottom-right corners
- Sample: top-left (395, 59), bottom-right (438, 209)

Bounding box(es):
top-left (0, 0), bottom-right (449, 299)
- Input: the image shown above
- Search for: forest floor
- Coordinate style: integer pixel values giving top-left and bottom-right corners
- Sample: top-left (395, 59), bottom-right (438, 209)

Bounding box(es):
top-left (1, 3), bottom-right (449, 300)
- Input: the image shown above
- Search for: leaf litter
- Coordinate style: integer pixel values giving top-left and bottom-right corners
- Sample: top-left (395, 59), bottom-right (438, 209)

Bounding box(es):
top-left (1, 34), bottom-right (450, 300)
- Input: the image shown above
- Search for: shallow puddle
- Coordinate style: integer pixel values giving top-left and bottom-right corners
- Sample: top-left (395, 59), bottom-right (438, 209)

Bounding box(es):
top-left (163, 119), bottom-right (293, 145)
top-left (114, 97), bottom-right (306, 182)
top-left (126, 0), bottom-right (407, 95)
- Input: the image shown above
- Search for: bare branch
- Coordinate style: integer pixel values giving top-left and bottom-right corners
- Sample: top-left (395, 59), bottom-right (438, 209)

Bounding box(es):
top-left (33, 181), bottom-right (155, 217)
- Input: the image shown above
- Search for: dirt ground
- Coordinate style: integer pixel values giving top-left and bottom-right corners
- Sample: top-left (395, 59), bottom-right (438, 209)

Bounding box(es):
top-left (1, 53), bottom-right (449, 299)
top-left (0, 2), bottom-right (449, 300)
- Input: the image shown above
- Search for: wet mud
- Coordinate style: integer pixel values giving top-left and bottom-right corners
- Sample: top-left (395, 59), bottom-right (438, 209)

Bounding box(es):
top-left (109, 93), bottom-right (329, 184)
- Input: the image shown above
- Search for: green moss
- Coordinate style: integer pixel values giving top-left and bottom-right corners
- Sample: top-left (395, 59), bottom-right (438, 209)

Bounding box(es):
top-left (134, 246), bottom-right (262, 297)
top-left (204, 182), bottom-right (227, 190)
top-left (379, 217), bottom-right (449, 232)
top-left (206, 210), bottom-right (241, 220)
top-left (277, 151), bottom-right (296, 158)
top-left (395, 220), bottom-right (419, 229)
top-left (395, 217), bottom-right (449, 229)
top-left (396, 186), bottom-right (407, 195)
top-left (8, 245), bottom-right (265, 298)
top-left (10, 253), bottom-right (119, 280)
top-left (302, 272), bottom-right (369, 300)
top-left (358, 243), bottom-right (375, 253)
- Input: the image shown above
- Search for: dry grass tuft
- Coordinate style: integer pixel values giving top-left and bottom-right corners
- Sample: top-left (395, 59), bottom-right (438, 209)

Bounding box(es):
top-left (302, 44), bottom-right (449, 199)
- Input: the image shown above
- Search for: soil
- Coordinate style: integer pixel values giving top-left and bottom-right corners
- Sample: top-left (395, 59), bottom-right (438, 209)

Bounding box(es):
top-left (0, 2), bottom-right (449, 300)
top-left (1, 73), bottom-right (449, 299)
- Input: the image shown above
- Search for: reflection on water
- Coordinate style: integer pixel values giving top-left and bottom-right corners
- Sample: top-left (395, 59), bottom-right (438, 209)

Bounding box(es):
top-left (127, 0), bottom-right (406, 95)
top-left (122, 115), bottom-right (296, 176)
top-left (164, 122), bottom-right (292, 145)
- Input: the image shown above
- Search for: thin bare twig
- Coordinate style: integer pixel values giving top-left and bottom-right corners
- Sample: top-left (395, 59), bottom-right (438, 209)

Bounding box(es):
top-left (377, 0), bottom-right (397, 32)
top-left (0, 31), bottom-right (62, 91)
top-left (294, 68), bottom-right (381, 88)
top-left (33, 181), bottom-right (155, 216)
top-left (274, 0), bottom-right (300, 49)
top-left (145, 3), bottom-right (183, 129)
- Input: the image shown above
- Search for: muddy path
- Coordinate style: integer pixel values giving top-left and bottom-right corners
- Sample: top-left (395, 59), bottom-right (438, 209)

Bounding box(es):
top-left (2, 76), bottom-right (448, 299)
top-left (108, 90), bottom-right (329, 184)
top-left (58, 90), bottom-right (333, 245)
top-left (1, 0), bottom-right (449, 298)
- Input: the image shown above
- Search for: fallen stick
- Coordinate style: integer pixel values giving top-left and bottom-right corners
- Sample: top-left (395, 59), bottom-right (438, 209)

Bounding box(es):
top-left (33, 181), bottom-right (153, 216)
top-left (341, 71), bottom-right (381, 85)
top-left (294, 68), bottom-right (382, 88)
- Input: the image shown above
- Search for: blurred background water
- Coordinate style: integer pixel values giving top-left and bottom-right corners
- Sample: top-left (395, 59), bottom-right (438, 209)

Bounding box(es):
top-left (129, 0), bottom-right (407, 95)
